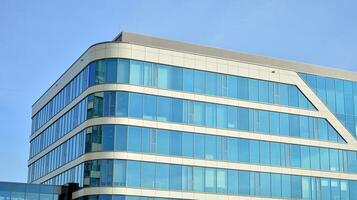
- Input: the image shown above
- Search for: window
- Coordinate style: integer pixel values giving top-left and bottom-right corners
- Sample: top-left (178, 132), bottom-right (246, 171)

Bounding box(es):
top-left (155, 163), bottom-right (169, 190)
top-left (129, 61), bottom-right (143, 85)
top-left (102, 125), bottom-right (114, 151)
top-left (260, 141), bottom-right (270, 165)
top-left (105, 59), bottom-right (117, 83)
top-left (258, 81), bottom-right (269, 103)
top-left (205, 135), bottom-right (217, 160)
top-left (238, 139), bottom-right (249, 162)
top-left (141, 162), bottom-right (155, 188)
top-left (128, 93), bottom-right (142, 118)
top-left (227, 170), bottom-right (238, 195)
top-left (194, 70), bottom-right (205, 94)
top-left (156, 130), bottom-right (170, 154)
top-left (127, 127), bottom-right (141, 152)
top-left (206, 72), bottom-right (217, 96)
top-left (237, 77), bottom-right (249, 100)
top-left (117, 59), bottom-right (129, 83)
top-left (170, 131), bottom-right (182, 156)
top-left (205, 103), bottom-right (216, 128)
top-left (238, 171), bottom-right (250, 195)
top-left (291, 145), bottom-right (301, 167)
top-left (249, 140), bottom-right (259, 164)
top-left (116, 92), bottom-right (128, 117)
top-left (113, 160), bottom-right (126, 186)
top-left (217, 105), bottom-right (227, 129)
top-left (227, 76), bottom-right (238, 98)
top-left (271, 174), bottom-right (282, 198)
top-left (217, 170), bottom-right (227, 194)
top-left (193, 102), bottom-right (205, 125)
top-left (182, 133), bottom-right (193, 157)
top-left (183, 68), bottom-right (194, 92)
top-left (282, 175), bottom-right (291, 198)
top-left (248, 79), bottom-right (259, 101)
top-left (227, 106), bottom-right (238, 129)
top-left (194, 134), bottom-right (205, 159)
top-left (157, 96), bottom-right (171, 122)
top-left (143, 95), bottom-right (156, 120)
top-left (321, 179), bottom-right (331, 200)
top-left (193, 167), bottom-right (204, 192)
top-left (260, 173), bottom-right (271, 197)
top-left (205, 168), bottom-right (216, 193)
top-left (270, 142), bottom-right (281, 166)
top-left (238, 108), bottom-right (249, 131)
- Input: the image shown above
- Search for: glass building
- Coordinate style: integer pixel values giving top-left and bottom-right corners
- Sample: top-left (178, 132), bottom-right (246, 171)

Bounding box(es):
top-left (28, 32), bottom-right (357, 200)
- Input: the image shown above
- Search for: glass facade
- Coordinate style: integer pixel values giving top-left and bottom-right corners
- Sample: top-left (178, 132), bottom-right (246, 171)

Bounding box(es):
top-left (81, 159), bottom-right (356, 200)
top-left (32, 58), bottom-right (316, 135)
top-left (30, 91), bottom-right (343, 160)
top-left (0, 182), bottom-right (64, 200)
top-left (28, 124), bottom-right (357, 183)
top-left (30, 44), bottom-right (357, 200)
top-left (300, 73), bottom-right (357, 138)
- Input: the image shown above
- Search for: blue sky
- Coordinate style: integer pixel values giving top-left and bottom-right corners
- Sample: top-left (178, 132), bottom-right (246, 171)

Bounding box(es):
top-left (0, 0), bottom-right (356, 182)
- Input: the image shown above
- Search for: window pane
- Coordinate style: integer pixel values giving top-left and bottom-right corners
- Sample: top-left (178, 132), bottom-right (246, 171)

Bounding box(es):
top-left (321, 179), bottom-right (331, 200)
top-left (205, 103), bottom-right (216, 128)
top-left (156, 130), bottom-right (170, 154)
top-left (182, 133), bottom-right (193, 157)
top-left (116, 92), bottom-right (128, 117)
top-left (260, 141), bottom-right (270, 165)
top-left (217, 105), bottom-right (227, 129)
top-left (205, 135), bottom-right (216, 160)
top-left (183, 68), bottom-right (194, 92)
top-left (141, 162), bottom-right (155, 188)
top-left (282, 175), bottom-right (291, 198)
top-left (117, 59), bottom-right (129, 83)
top-left (193, 102), bottom-right (205, 125)
top-left (194, 70), bottom-right (205, 94)
top-left (106, 59), bottom-right (117, 83)
top-left (238, 171), bottom-right (250, 195)
top-left (271, 174), bottom-right (282, 198)
top-left (227, 170), bottom-right (238, 195)
top-left (238, 139), bottom-right (249, 162)
top-left (157, 96), bottom-right (171, 122)
top-left (129, 93), bottom-right (142, 118)
top-left (127, 161), bottom-right (141, 187)
top-left (227, 75), bottom-right (238, 98)
top-left (194, 134), bottom-right (205, 159)
top-left (127, 127), bottom-right (141, 152)
top-left (155, 163), bottom-right (169, 190)
top-left (129, 61), bottom-right (143, 85)
top-left (250, 140), bottom-right (259, 164)
top-left (102, 125), bottom-right (114, 151)
top-left (193, 167), bottom-right (204, 192)
top-left (227, 106), bottom-right (238, 129)
top-left (260, 173), bottom-right (271, 197)
top-left (205, 168), bottom-right (216, 193)
top-left (291, 175), bottom-right (302, 199)
top-left (143, 95), bottom-right (156, 120)
top-left (237, 77), bottom-right (249, 100)
top-left (113, 160), bottom-right (126, 186)
top-left (238, 108), bottom-right (249, 131)
top-left (205, 72), bottom-right (217, 96)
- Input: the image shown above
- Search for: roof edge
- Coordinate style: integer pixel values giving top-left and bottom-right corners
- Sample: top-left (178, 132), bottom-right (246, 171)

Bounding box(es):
top-left (115, 32), bottom-right (357, 81)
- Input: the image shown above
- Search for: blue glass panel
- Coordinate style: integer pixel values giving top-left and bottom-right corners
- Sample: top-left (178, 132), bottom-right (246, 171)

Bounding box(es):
top-left (115, 125), bottom-right (127, 151)
top-left (143, 95), bottom-right (156, 120)
top-left (237, 77), bottom-right (249, 100)
top-left (117, 59), bottom-right (129, 83)
top-left (205, 103), bottom-right (216, 128)
top-left (205, 168), bottom-right (216, 193)
top-left (258, 80), bottom-right (269, 103)
top-left (127, 127), bottom-right (141, 152)
top-left (248, 79), bottom-right (259, 101)
top-left (129, 93), bottom-right (142, 118)
top-left (238, 139), bottom-right (249, 162)
top-left (238, 171), bottom-right (250, 195)
top-left (260, 141), bottom-right (270, 165)
top-left (157, 130), bottom-right (170, 154)
top-left (113, 160), bottom-right (126, 186)
top-left (282, 175), bottom-right (291, 198)
top-left (194, 70), bottom-right (205, 94)
top-left (157, 96), bottom-right (171, 122)
top-left (227, 106), bottom-right (238, 129)
top-left (193, 167), bottom-right (204, 192)
top-left (249, 140), bottom-right (259, 164)
top-left (216, 105), bottom-right (227, 129)
top-left (227, 75), bottom-right (238, 98)
top-left (172, 98), bottom-right (183, 123)
top-left (321, 179), bottom-right (331, 200)
top-left (183, 68), bottom-right (194, 92)
top-left (217, 169), bottom-right (227, 194)
top-left (155, 163), bottom-right (169, 190)
top-left (205, 72), bottom-right (217, 96)
top-left (205, 135), bottom-right (216, 160)
top-left (141, 162), bottom-right (155, 188)
top-left (116, 92), bottom-right (128, 117)
top-left (194, 134), bottom-right (205, 159)
top-left (129, 60), bottom-right (143, 85)
top-left (237, 108), bottom-right (249, 131)
top-left (182, 133), bottom-right (193, 157)
top-left (271, 174), bottom-right (282, 198)
top-left (170, 131), bottom-right (182, 156)
top-left (260, 173), bottom-right (271, 197)
top-left (126, 161), bottom-right (140, 187)
top-left (169, 165), bottom-right (182, 190)
top-left (227, 170), bottom-right (238, 195)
